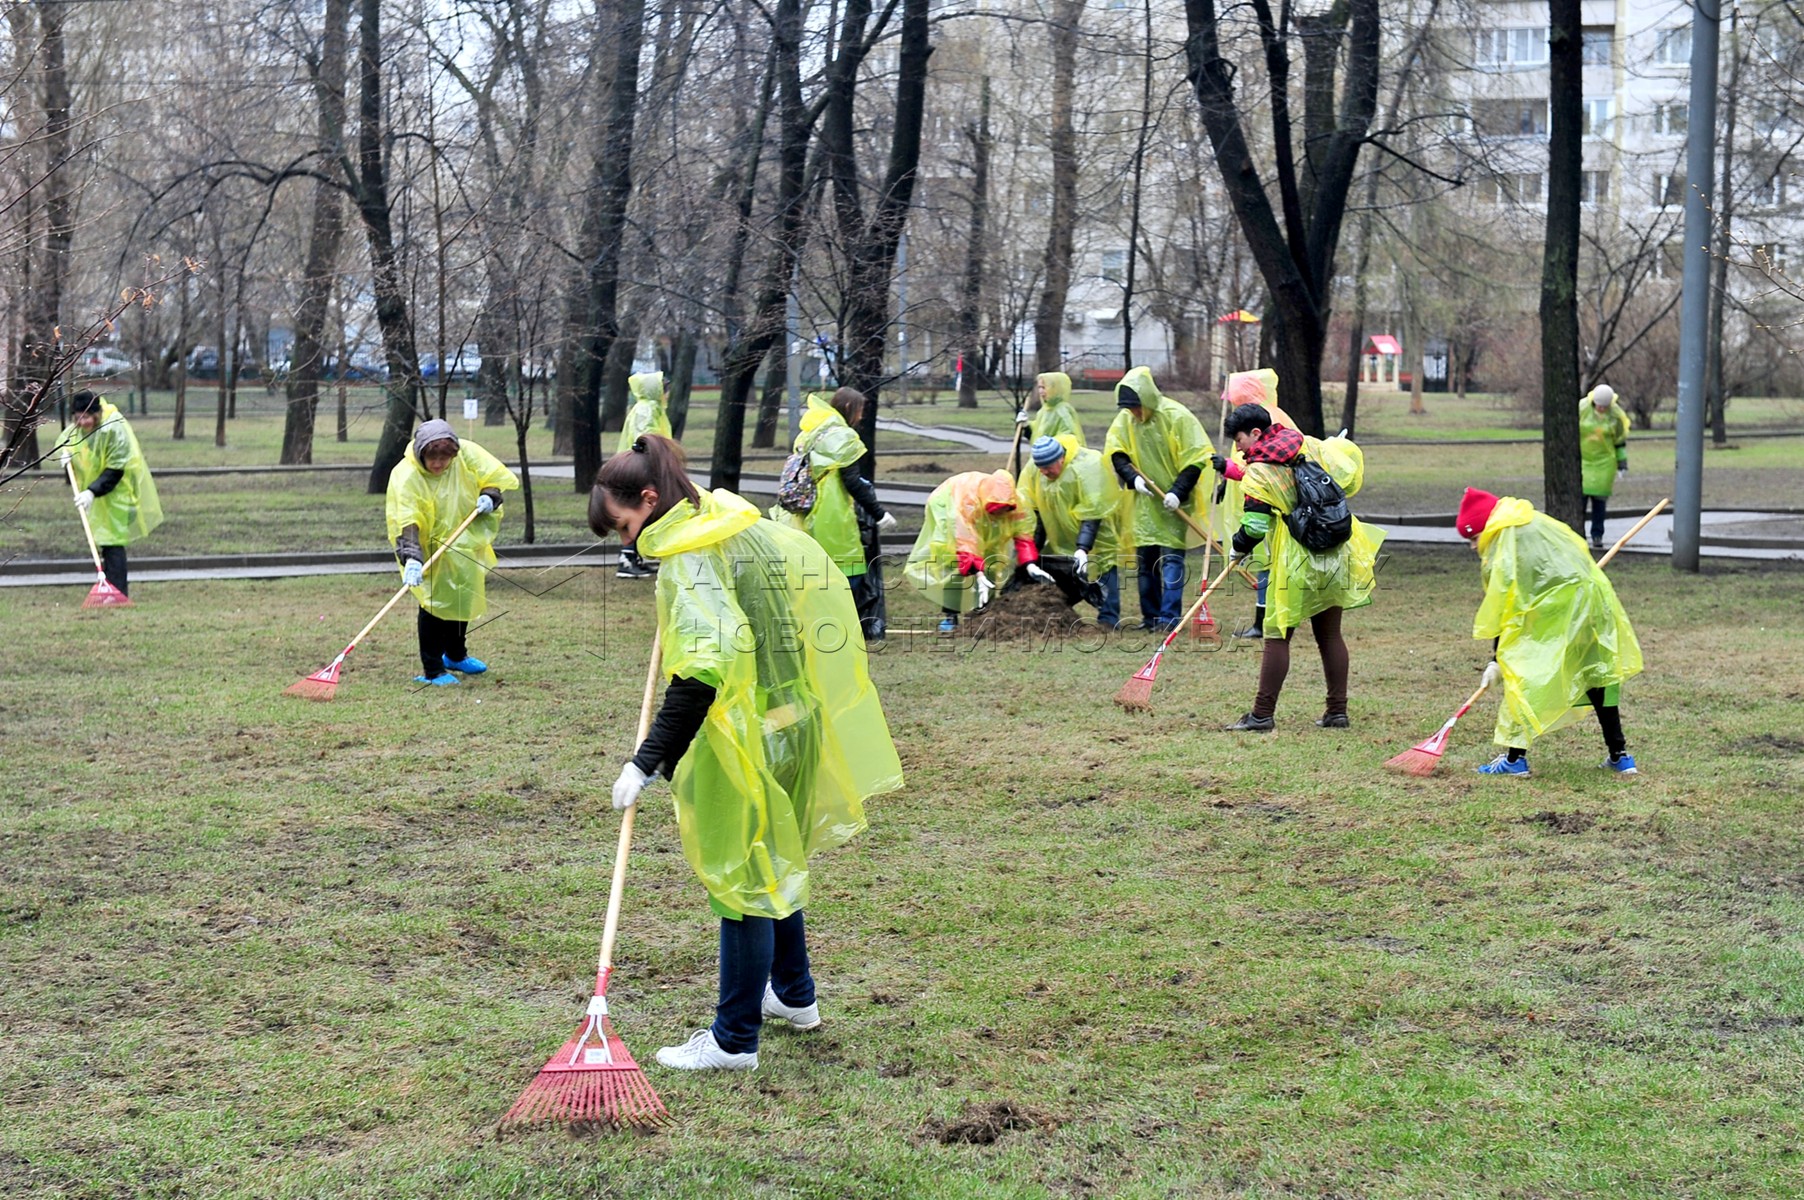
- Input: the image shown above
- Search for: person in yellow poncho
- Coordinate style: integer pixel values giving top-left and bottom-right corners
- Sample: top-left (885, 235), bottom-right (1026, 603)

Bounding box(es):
top-left (1016, 371), bottom-right (1084, 446)
top-left (1215, 369), bottom-right (1294, 639)
top-left (385, 419), bottom-right (518, 685)
top-left (53, 390), bottom-right (163, 597)
top-left (1456, 488), bottom-right (1642, 777)
top-left (1578, 383), bottom-right (1631, 552)
top-left (904, 469), bottom-right (1049, 632)
top-left (1103, 366), bottom-right (1215, 631)
top-left (770, 388), bottom-right (897, 639)
top-left (589, 435), bottom-right (903, 1071)
top-left (1016, 434), bottom-right (1123, 627)
top-left (1218, 402), bottom-right (1383, 732)
top-left (614, 371), bottom-right (675, 577)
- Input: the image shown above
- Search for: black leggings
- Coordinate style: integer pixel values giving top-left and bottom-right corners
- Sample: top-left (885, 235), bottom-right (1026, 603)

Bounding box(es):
top-left (1506, 687), bottom-right (1626, 760)
top-left (99, 545), bottom-right (128, 595)
top-left (417, 608), bottom-right (468, 677)
top-left (1252, 607), bottom-right (1349, 720)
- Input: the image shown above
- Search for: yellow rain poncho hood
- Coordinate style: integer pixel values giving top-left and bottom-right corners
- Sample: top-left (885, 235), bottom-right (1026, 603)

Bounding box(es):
top-left (1033, 371), bottom-right (1084, 446)
top-left (1241, 433), bottom-right (1383, 637)
top-left (1014, 435), bottom-right (1120, 580)
top-left (637, 488), bottom-right (903, 919)
top-left (903, 470), bottom-right (1032, 612)
top-left (617, 370), bottom-right (673, 454)
top-left (1103, 366), bottom-right (1213, 548)
top-left (768, 392), bottom-right (870, 577)
top-left (385, 436), bottom-right (518, 621)
top-left (1578, 393), bottom-right (1630, 499)
top-left (55, 400), bottom-right (162, 546)
top-left (1474, 497), bottom-right (1642, 748)
top-left (1214, 370), bottom-right (1295, 560)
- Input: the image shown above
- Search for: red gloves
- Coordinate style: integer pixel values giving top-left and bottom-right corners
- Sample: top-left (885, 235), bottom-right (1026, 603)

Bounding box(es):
top-left (1013, 537), bottom-right (1039, 566)
top-left (956, 550), bottom-right (986, 576)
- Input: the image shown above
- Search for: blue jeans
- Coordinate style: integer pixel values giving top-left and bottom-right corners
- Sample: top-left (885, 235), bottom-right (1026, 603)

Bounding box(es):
top-left (1096, 566), bottom-right (1121, 628)
top-left (711, 909), bottom-right (814, 1053)
top-left (1135, 544), bottom-right (1186, 628)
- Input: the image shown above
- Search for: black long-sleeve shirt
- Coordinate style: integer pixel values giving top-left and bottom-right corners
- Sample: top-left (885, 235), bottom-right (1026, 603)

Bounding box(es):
top-left (630, 676), bottom-right (717, 778)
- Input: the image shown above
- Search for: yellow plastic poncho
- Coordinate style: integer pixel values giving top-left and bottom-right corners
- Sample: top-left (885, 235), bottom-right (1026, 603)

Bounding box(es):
top-left (1215, 371), bottom-right (1294, 568)
top-left (1578, 393), bottom-right (1630, 499)
top-left (1014, 436), bottom-right (1121, 581)
top-left (903, 470), bottom-right (1032, 613)
top-left (1241, 434), bottom-right (1384, 638)
top-left (616, 371), bottom-right (673, 455)
top-left (384, 438), bottom-right (519, 621)
top-left (1474, 498), bottom-right (1643, 748)
top-left (55, 400), bottom-right (163, 546)
top-left (1033, 372), bottom-right (1084, 446)
top-left (637, 488), bottom-right (903, 920)
top-left (768, 392), bottom-right (869, 577)
top-left (1103, 367), bottom-right (1213, 549)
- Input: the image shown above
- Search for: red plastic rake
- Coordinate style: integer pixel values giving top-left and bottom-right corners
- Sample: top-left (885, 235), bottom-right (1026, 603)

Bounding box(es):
top-left (285, 505), bottom-right (484, 700)
top-left (1384, 679), bottom-right (1492, 776)
top-left (500, 633), bottom-right (667, 1133)
top-left (65, 462), bottom-right (131, 608)
top-left (1114, 560), bottom-right (1235, 712)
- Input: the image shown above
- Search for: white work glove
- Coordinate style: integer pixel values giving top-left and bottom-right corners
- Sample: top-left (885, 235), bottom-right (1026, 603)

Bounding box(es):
top-left (1162, 491), bottom-right (1182, 511)
top-left (74, 489), bottom-right (94, 513)
top-left (475, 493), bottom-right (496, 516)
top-left (1133, 476), bottom-right (1154, 498)
top-left (1616, 468), bottom-right (1627, 482)
top-left (612, 762), bottom-right (650, 811)
top-left (1072, 548), bottom-right (1088, 575)
top-left (876, 511), bottom-right (898, 532)
top-left (973, 573), bottom-right (994, 607)
top-left (1480, 661), bottom-right (1502, 691)
top-left (1025, 563), bottom-right (1054, 584)
top-left (402, 559), bottom-right (424, 588)
top-left (1014, 409), bottom-right (1030, 425)
top-left (58, 447), bottom-right (72, 468)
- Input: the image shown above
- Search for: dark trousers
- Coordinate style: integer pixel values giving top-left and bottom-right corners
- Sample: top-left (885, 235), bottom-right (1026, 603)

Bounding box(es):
top-left (416, 608), bottom-right (467, 677)
top-left (1508, 687), bottom-right (1626, 760)
top-left (99, 545), bottom-right (128, 595)
top-left (1134, 544), bottom-right (1186, 628)
top-left (1585, 494), bottom-right (1608, 545)
top-left (1253, 607), bottom-right (1349, 720)
top-left (711, 909), bottom-right (814, 1054)
top-left (1038, 558), bottom-right (1120, 627)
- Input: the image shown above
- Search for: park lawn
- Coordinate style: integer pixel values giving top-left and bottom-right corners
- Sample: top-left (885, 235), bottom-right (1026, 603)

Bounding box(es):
top-left (2, 550), bottom-right (1803, 1198)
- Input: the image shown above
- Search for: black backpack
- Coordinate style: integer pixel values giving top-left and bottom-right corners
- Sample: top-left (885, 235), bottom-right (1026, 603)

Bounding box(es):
top-left (1285, 457), bottom-right (1353, 552)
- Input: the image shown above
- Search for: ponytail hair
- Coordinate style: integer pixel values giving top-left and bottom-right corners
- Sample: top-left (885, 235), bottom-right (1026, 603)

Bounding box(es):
top-left (589, 434), bottom-right (701, 536)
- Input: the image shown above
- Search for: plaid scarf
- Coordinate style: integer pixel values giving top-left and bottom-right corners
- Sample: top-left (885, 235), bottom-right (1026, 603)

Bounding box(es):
top-left (1244, 424), bottom-right (1304, 466)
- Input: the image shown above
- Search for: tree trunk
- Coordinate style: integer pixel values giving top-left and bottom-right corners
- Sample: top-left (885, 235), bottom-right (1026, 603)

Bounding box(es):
top-left (1539, 0), bottom-right (1584, 529)
top-left (1031, 0), bottom-right (1085, 373)
top-left (1122, 0), bottom-right (1155, 370)
top-left (752, 340), bottom-right (785, 449)
top-left (172, 271), bottom-right (189, 440)
top-left (1707, 8), bottom-right (1741, 446)
top-left (667, 328), bottom-right (698, 438)
top-left (7, 0), bottom-right (71, 468)
top-left (213, 266), bottom-right (229, 447)
top-left (955, 77), bottom-right (991, 409)
top-left (601, 312), bottom-right (639, 439)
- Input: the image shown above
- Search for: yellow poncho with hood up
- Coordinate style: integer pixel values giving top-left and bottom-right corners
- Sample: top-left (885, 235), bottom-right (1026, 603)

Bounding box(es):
top-left (1014, 435), bottom-right (1121, 581)
top-left (1240, 432), bottom-right (1381, 638)
top-left (1578, 392), bottom-right (1630, 499)
top-left (1474, 497), bottom-right (1643, 748)
top-left (617, 371), bottom-right (673, 455)
top-left (385, 437), bottom-right (519, 621)
top-left (54, 399), bottom-right (163, 546)
top-left (637, 487), bottom-right (903, 919)
top-left (1033, 372), bottom-right (1085, 446)
top-left (904, 470), bottom-right (1033, 613)
top-left (1102, 366), bottom-right (1213, 549)
top-left (769, 392), bottom-right (870, 577)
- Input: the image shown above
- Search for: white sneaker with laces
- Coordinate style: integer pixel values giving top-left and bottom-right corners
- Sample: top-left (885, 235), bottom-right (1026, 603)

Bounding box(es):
top-left (654, 1028), bottom-right (758, 1072)
top-left (761, 982), bottom-right (822, 1031)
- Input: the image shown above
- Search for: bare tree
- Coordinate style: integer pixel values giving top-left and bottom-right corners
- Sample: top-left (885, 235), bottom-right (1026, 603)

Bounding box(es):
top-left (1032, 0), bottom-right (1086, 374)
top-left (1539, 0), bottom-right (1583, 528)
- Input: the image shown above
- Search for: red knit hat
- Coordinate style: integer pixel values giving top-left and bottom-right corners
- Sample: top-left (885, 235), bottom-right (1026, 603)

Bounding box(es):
top-left (1456, 488), bottom-right (1500, 539)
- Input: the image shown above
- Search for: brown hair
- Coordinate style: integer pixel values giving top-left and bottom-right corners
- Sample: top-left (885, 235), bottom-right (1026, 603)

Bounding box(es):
top-left (831, 386), bottom-right (866, 423)
top-left (589, 434), bottom-right (701, 536)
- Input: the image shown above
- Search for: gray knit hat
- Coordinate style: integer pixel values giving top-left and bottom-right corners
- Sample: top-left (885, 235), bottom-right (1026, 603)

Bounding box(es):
top-left (414, 419), bottom-right (459, 458)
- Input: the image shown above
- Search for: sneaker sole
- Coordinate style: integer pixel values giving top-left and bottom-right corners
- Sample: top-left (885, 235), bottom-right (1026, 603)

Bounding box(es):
top-left (763, 1014), bottom-right (822, 1031)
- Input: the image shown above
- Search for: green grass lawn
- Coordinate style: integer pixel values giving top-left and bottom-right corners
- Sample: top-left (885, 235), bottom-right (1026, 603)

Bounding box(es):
top-left (2, 549), bottom-right (1802, 1197)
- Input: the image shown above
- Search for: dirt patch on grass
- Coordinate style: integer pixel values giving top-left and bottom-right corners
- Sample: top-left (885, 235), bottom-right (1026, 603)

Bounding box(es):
top-left (961, 583), bottom-right (1091, 641)
top-left (892, 460), bottom-right (950, 474)
top-left (1735, 733), bottom-right (1804, 755)
top-left (918, 1099), bottom-right (1063, 1145)
top-left (1520, 810), bottom-right (1597, 835)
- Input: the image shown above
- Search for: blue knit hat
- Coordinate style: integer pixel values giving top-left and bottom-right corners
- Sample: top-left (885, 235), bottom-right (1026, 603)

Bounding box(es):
top-left (1030, 436), bottom-right (1066, 467)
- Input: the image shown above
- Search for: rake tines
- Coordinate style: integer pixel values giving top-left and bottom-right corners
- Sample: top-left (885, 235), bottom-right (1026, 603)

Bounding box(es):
top-left (1113, 656), bottom-right (1161, 712)
top-left (499, 1018), bottom-right (667, 1132)
top-left (83, 576), bottom-right (131, 608)
top-left (285, 652), bottom-right (347, 701)
top-left (1384, 680), bottom-right (1493, 777)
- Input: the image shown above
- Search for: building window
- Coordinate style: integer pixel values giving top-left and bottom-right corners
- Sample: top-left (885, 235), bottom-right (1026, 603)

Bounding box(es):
top-left (1581, 26), bottom-right (1614, 66)
top-left (1655, 27), bottom-right (1691, 65)
top-left (1472, 98), bottom-right (1550, 138)
top-left (1474, 27), bottom-right (1548, 68)
top-left (1101, 249), bottom-right (1128, 282)
top-left (1754, 243), bottom-right (1787, 273)
top-left (1583, 97), bottom-right (1615, 139)
top-left (1656, 241), bottom-right (1683, 280)
top-left (1480, 172), bottom-right (1545, 204)
top-left (1652, 102), bottom-right (1689, 137)
top-left (1652, 172), bottom-right (1687, 208)
top-left (1581, 170), bottom-right (1611, 204)
top-left (1752, 172), bottom-right (1785, 208)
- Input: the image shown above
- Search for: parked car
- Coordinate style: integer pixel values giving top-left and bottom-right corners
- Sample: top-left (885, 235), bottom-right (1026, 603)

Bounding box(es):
top-left (421, 344), bottom-right (482, 382)
top-left (78, 346), bottom-right (134, 377)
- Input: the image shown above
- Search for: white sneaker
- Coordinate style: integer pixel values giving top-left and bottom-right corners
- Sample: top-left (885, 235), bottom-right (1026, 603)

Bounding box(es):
top-left (654, 1028), bottom-right (758, 1072)
top-left (761, 983), bottom-right (822, 1031)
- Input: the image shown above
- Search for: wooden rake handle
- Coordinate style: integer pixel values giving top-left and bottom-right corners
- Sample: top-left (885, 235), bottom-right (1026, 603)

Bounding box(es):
top-left (1131, 458), bottom-right (1260, 588)
top-left (64, 460), bottom-right (107, 575)
top-left (1007, 421), bottom-right (1027, 478)
top-left (1596, 498), bottom-right (1669, 569)
top-left (343, 504), bottom-right (487, 655)
top-left (1159, 559), bottom-right (1238, 652)
top-left (598, 628), bottom-right (663, 982)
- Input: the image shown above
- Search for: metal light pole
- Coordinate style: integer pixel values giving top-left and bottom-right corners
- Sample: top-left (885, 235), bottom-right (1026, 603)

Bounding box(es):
top-left (1672, 0), bottom-right (1721, 572)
